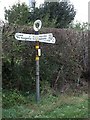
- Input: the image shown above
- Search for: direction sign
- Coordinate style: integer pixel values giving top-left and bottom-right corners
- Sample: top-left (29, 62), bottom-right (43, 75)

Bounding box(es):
top-left (15, 19), bottom-right (56, 103)
top-left (15, 33), bottom-right (56, 44)
top-left (15, 33), bottom-right (36, 41)
top-left (39, 37), bottom-right (56, 44)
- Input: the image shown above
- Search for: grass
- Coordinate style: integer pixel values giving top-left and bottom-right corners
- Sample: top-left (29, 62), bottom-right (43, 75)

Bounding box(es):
top-left (2, 91), bottom-right (89, 118)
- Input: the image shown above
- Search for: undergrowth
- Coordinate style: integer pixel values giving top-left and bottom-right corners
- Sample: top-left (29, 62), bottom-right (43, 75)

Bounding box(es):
top-left (2, 89), bottom-right (89, 118)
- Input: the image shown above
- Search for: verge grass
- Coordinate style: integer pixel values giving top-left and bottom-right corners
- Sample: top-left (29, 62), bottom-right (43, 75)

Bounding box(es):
top-left (2, 92), bottom-right (88, 118)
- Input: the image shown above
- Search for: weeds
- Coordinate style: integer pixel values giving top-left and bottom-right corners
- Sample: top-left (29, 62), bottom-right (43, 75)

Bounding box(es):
top-left (2, 90), bottom-right (88, 118)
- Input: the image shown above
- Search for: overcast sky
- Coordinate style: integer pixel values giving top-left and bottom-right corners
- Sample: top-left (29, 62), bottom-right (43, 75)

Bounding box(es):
top-left (0, 0), bottom-right (89, 23)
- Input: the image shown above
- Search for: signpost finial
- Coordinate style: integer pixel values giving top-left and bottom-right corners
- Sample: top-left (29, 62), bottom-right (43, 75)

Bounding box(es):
top-left (33, 19), bottom-right (42, 32)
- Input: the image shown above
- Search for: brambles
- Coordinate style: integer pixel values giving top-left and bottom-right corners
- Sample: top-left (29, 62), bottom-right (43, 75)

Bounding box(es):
top-left (2, 26), bottom-right (88, 93)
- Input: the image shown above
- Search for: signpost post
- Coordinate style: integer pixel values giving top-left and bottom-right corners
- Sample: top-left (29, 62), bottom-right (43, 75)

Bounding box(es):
top-left (34, 20), bottom-right (42, 102)
top-left (15, 19), bottom-right (56, 103)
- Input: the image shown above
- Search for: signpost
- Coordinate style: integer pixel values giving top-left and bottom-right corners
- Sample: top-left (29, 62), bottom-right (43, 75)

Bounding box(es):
top-left (15, 33), bottom-right (56, 43)
top-left (15, 19), bottom-right (56, 103)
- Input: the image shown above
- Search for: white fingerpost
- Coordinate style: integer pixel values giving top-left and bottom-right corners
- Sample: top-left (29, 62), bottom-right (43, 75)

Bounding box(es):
top-left (34, 20), bottom-right (41, 103)
top-left (15, 19), bottom-right (56, 103)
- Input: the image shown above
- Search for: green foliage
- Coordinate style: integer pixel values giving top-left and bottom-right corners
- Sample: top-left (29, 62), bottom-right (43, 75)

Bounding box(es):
top-left (69, 22), bottom-right (90, 31)
top-left (2, 92), bottom-right (88, 118)
top-left (2, 105), bottom-right (30, 118)
top-left (29, 1), bottom-right (76, 28)
top-left (4, 1), bottom-right (76, 28)
top-left (5, 3), bottom-right (30, 25)
top-left (2, 90), bottom-right (29, 108)
top-left (38, 99), bottom-right (88, 118)
top-left (2, 26), bottom-right (88, 93)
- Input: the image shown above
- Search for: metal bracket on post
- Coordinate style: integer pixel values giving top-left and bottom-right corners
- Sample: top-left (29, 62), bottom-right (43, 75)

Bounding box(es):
top-left (33, 19), bottom-right (42, 103)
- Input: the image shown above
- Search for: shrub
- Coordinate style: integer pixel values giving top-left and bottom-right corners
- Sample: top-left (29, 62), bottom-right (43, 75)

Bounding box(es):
top-left (2, 90), bottom-right (28, 108)
top-left (2, 26), bottom-right (88, 92)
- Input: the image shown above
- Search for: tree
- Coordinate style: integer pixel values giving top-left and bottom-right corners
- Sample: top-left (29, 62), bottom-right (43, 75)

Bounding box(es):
top-left (69, 21), bottom-right (90, 31)
top-left (5, 1), bottom-right (76, 28)
top-left (29, 1), bottom-right (76, 28)
top-left (5, 3), bottom-right (30, 25)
